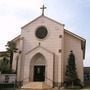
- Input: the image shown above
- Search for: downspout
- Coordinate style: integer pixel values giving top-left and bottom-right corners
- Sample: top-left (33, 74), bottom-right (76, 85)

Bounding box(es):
top-left (53, 53), bottom-right (55, 88)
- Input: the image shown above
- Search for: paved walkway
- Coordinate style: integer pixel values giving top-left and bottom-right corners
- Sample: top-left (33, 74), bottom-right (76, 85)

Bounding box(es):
top-left (1, 87), bottom-right (90, 90)
top-left (54, 87), bottom-right (90, 90)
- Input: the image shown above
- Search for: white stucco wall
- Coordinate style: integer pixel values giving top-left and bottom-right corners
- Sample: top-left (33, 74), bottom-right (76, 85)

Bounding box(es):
top-left (21, 16), bottom-right (64, 54)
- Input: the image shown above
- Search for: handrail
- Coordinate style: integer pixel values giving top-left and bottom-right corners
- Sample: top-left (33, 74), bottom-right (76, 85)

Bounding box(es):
top-left (45, 76), bottom-right (56, 88)
top-left (45, 76), bottom-right (54, 84)
top-left (45, 76), bottom-right (62, 88)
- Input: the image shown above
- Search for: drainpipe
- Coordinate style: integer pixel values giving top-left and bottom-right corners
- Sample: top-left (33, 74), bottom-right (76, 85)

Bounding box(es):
top-left (53, 53), bottom-right (55, 88)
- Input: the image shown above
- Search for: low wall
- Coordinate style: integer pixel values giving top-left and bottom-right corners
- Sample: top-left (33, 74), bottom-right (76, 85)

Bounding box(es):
top-left (0, 73), bottom-right (16, 84)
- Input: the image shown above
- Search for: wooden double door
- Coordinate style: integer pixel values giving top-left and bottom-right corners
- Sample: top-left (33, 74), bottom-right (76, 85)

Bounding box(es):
top-left (34, 65), bottom-right (45, 81)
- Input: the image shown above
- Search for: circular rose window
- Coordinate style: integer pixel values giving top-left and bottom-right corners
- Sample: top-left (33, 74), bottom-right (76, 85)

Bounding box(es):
top-left (35, 26), bottom-right (48, 39)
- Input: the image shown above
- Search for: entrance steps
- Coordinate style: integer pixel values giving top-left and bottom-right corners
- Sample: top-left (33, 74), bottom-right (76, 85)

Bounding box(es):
top-left (21, 82), bottom-right (51, 89)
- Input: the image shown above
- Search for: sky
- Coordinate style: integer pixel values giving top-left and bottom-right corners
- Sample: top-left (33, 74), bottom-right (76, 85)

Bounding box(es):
top-left (0, 0), bottom-right (90, 66)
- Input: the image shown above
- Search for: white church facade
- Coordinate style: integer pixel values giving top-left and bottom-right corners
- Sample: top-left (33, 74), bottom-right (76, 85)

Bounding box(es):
top-left (12, 14), bottom-right (86, 88)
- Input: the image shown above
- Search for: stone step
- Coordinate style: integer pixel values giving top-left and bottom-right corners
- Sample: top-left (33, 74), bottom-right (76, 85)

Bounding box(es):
top-left (21, 82), bottom-right (51, 89)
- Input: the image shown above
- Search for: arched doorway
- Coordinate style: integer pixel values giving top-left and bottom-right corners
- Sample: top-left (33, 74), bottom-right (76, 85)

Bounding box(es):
top-left (30, 53), bottom-right (46, 82)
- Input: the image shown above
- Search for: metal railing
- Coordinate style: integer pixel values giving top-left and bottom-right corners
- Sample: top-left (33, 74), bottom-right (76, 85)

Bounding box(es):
top-left (45, 76), bottom-right (62, 89)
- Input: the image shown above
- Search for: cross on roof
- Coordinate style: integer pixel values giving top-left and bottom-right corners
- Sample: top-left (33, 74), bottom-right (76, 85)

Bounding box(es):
top-left (40, 5), bottom-right (47, 16)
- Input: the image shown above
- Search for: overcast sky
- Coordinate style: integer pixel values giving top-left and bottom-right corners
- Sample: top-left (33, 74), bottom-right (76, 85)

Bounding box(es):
top-left (0, 0), bottom-right (90, 66)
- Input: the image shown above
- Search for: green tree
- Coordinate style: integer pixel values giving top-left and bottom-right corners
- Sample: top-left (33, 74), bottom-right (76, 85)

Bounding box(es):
top-left (6, 41), bottom-right (18, 72)
top-left (0, 56), bottom-right (10, 74)
top-left (65, 51), bottom-right (80, 87)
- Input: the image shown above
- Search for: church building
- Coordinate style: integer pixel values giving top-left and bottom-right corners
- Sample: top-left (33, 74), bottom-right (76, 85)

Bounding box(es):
top-left (12, 6), bottom-right (86, 89)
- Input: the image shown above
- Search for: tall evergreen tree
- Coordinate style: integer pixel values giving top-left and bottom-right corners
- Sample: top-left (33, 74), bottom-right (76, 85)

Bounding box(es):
top-left (65, 51), bottom-right (79, 87)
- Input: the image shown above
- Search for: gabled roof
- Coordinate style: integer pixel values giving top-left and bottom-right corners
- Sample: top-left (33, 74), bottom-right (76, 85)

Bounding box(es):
top-left (21, 14), bottom-right (86, 43)
top-left (11, 35), bottom-right (21, 42)
top-left (64, 29), bottom-right (86, 41)
top-left (21, 15), bottom-right (65, 29)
